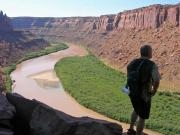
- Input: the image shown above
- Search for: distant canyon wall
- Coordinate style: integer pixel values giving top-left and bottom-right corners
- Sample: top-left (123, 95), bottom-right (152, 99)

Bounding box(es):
top-left (12, 17), bottom-right (98, 30)
top-left (0, 11), bottom-right (49, 67)
top-left (12, 4), bottom-right (180, 31)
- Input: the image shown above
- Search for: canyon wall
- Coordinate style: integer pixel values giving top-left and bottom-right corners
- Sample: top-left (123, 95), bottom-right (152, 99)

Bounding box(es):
top-left (97, 4), bottom-right (180, 30)
top-left (0, 11), bottom-right (12, 31)
top-left (0, 12), bottom-right (49, 67)
top-left (12, 17), bottom-right (98, 30)
top-left (11, 3), bottom-right (180, 89)
top-left (12, 4), bottom-right (180, 31)
top-left (114, 4), bottom-right (180, 29)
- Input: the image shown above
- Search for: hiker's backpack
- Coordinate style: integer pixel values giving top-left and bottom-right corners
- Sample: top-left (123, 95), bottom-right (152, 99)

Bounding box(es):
top-left (127, 58), bottom-right (153, 96)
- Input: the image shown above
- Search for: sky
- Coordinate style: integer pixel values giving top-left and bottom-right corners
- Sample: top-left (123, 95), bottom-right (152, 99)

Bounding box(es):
top-left (0, 0), bottom-right (179, 17)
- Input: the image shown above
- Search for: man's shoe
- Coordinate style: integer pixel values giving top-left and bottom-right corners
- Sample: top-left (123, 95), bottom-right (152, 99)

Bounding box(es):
top-left (127, 128), bottom-right (136, 135)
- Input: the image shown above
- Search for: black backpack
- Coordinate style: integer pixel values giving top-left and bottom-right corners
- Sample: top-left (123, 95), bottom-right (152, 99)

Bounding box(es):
top-left (127, 59), bottom-right (153, 96)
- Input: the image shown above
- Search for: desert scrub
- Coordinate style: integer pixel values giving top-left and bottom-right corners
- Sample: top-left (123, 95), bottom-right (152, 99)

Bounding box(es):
top-left (55, 55), bottom-right (180, 135)
top-left (3, 43), bottom-right (68, 91)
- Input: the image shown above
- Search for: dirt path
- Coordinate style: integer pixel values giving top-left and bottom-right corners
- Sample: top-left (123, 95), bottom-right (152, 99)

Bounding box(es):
top-left (11, 43), bottom-right (163, 135)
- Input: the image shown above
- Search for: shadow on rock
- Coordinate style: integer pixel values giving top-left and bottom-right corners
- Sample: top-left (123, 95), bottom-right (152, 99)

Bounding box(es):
top-left (4, 93), bottom-right (122, 135)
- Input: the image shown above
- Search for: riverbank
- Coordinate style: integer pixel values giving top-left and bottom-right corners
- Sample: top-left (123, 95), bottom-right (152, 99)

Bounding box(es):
top-left (55, 55), bottom-right (179, 135)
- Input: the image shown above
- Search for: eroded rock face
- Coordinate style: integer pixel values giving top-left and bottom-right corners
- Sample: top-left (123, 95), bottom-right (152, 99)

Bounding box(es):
top-left (114, 4), bottom-right (180, 29)
top-left (95, 15), bottom-right (115, 31)
top-left (0, 11), bottom-right (12, 31)
top-left (166, 6), bottom-right (179, 26)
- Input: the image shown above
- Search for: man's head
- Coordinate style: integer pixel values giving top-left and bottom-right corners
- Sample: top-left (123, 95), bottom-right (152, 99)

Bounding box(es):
top-left (140, 45), bottom-right (152, 59)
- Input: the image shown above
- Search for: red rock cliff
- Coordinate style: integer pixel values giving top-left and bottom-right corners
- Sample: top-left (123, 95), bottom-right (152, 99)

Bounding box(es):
top-left (95, 15), bottom-right (115, 31)
top-left (12, 4), bottom-right (180, 32)
top-left (114, 4), bottom-right (180, 29)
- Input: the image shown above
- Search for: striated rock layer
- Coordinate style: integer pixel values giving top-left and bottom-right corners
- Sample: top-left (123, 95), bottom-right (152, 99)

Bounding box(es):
top-left (12, 4), bottom-right (180, 31)
top-left (114, 4), bottom-right (180, 29)
top-left (11, 3), bottom-right (180, 90)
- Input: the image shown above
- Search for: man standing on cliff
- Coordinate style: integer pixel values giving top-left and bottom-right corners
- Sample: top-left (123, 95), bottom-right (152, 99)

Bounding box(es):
top-left (126, 45), bottom-right (160, 135)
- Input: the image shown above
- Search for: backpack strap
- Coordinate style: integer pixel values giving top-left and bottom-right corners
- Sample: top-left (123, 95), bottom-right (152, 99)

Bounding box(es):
top-left (138, 59), bottom-right (154, 84)
top-left (136, 59), bottom-right (145, 73)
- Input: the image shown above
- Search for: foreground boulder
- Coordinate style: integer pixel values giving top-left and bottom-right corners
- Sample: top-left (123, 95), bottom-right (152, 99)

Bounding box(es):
top-left (5, 93), bottom-right (122, 135)
top-left (0, 93), bottom-right (15, 135)
top-left (30, 104), bottom-right (122, 135)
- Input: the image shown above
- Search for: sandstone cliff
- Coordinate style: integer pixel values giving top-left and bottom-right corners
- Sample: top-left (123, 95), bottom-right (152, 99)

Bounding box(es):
top-left (94, 4), bottom-right (180, 30)
top-left (114, 4), bottom-right (180, 29)
top-left (95, 15), bottom-right (115, 31)
top-left (11, 3), bottom-right (180, 90)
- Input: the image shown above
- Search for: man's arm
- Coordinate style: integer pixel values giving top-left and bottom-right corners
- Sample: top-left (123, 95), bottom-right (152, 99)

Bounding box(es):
top-left (151, 80), bottom-right (159, 96)
top-left (151, 64), bottom-right (160, 96)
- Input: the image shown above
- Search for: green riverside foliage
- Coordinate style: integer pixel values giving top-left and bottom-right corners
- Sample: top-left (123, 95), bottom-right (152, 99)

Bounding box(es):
top-left (55, 55), bottom-right (180, 135)
top-left (3, 43), bottom-right (68, 91)
top-left (3, 64), bottom-right (16, 92)
top-left (17, 43), bottom-right (68, 64)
